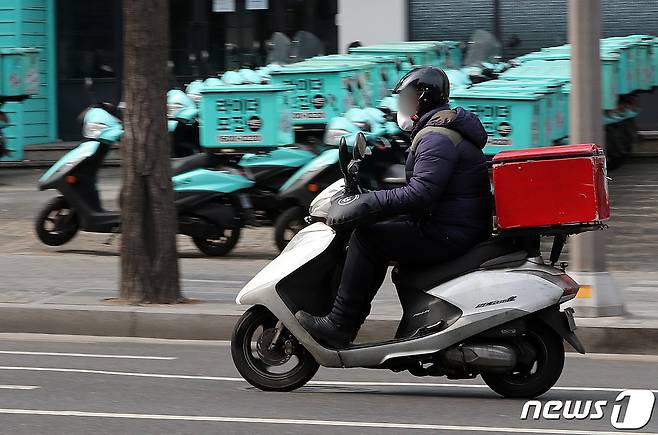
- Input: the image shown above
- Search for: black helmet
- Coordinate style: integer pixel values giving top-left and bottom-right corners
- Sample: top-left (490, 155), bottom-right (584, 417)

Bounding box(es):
top-left (393, 66), bottom-right (450, 116)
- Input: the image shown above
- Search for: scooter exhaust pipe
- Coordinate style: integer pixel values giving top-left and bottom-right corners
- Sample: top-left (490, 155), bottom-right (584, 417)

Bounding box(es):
top-left (440, 343), bottom-right (517, 373)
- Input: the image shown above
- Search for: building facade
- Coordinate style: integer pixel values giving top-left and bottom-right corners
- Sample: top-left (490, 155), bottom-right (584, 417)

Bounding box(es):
top-left (1, 0), bottom-right (655, 162)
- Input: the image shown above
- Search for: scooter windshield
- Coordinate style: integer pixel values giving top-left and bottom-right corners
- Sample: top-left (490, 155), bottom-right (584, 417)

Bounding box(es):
top-left (267, 32), bottom-right (292, 65)
top-left (290, 31), bottom-right (325, 62)
top-left (464, 29), bottom-right (502, 67)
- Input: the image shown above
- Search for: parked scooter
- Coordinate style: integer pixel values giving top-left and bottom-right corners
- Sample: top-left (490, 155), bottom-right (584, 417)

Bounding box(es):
top-left (35, 104), bottom-right (254, 256)
top-left (167, 89), bottom-right (201, 157)
top-left (231, 133), bottom-right (587, 398)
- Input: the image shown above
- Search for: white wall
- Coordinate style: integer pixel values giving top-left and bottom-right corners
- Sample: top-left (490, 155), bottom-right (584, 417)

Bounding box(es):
top-left (337, 0), bottom-right (408, 53)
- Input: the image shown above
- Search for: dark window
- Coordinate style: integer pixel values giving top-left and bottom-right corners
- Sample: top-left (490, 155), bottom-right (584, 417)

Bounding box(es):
top-left (57, 0), bottom-right (121, 79)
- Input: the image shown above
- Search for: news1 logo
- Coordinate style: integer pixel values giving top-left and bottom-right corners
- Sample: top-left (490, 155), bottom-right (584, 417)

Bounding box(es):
top-left (520, 390), bottom-right (655, 430)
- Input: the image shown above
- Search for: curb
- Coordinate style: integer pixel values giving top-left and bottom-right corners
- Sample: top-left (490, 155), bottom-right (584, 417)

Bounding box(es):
top-left (1, 305), bottom-right (657, 354)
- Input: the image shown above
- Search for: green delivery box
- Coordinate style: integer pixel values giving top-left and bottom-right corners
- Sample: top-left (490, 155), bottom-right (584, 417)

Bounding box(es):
top-left (451, 88), bottom-right (548, 155)
top-left (269, 63), bottom-right (365, 126)
top-left (0, 48), bottom-right (40, 97)
top-left (199, 84), bottom-right (294, 149)
top-left (309, 54), bottom-right (400, 103)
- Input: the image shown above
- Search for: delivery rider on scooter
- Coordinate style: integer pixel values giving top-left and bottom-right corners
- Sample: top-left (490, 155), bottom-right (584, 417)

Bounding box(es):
top-left (296, 66), bottom-right (493, 348)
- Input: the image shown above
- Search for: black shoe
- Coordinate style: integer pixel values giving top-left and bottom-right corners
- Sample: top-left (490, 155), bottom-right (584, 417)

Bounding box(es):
top-left (295, 311), bottom-right (355, 349)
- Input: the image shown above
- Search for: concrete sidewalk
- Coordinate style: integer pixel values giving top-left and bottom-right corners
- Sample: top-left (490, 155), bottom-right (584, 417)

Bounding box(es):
top-left (1, 253), bottom-right (657, 354)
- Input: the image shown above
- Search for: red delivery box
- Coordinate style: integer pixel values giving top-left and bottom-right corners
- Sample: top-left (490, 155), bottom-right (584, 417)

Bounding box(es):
top-left (492, 144), bottom-right (611, 230)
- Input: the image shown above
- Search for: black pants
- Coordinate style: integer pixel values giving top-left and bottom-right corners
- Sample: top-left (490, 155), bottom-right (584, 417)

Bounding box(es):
top-left (328, 218), bottom-right (468, 329)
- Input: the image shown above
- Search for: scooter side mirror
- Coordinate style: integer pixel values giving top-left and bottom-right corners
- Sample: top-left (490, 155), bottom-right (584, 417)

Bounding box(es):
top-left (338, 136), bottom-right (350, 178)
top-left (353, 132), bottom-right (367, 160)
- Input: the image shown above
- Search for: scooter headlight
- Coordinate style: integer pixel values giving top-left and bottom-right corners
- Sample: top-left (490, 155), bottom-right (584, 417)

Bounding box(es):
top-left (167, 103), bottom-right (185, 119)
top-left (82, 122), bottom-right (109, 139)
top-left (324, 129), bottom-right (351, 146)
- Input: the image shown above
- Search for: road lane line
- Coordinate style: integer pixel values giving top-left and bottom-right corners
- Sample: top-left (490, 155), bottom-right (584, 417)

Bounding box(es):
top-left (0, 408), bottom-right (653, 434)
top-left (0, 351), bottom-right (175, 360)
top-left (0, 385), bottom-right (40, 390)
top-left (0, 366), bottom-right (655, 393)
top-left (566, 352), bottom-right (658, 362)
top-left (182, 279), bottom-right (245, 285)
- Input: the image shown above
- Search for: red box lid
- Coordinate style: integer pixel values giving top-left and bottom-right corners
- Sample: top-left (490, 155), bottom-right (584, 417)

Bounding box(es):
top-left (492, 144), bottom-right (603, 163)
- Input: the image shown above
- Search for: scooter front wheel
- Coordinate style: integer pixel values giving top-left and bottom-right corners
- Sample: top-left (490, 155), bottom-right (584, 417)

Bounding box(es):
top-left (231, 305), bottom-right (319, 392)
top-left (35, 196), bottom-right (79, 246)
top-left (482, 322), bottom-right (564, 398)
top-left (192, 226), bottom-right (240, 256)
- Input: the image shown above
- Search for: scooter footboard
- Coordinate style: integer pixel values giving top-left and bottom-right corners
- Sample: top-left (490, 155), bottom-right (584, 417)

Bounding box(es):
top-left (338, 308), bottom-right (528, 368)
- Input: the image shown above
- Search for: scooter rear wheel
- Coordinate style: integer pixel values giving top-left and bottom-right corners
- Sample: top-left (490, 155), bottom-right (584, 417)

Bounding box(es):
top-left (231, 305), bottom-right (319, 392)
top-left (482, 322), bottom-right (564, 398)
top-left (35, 196), bottom-right (79, 246)
top-left (192, 226), bottom-right (240, 256)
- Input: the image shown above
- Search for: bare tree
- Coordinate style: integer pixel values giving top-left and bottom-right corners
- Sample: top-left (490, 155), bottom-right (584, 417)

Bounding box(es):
top-left (120, 0), bottom-right (182, 303)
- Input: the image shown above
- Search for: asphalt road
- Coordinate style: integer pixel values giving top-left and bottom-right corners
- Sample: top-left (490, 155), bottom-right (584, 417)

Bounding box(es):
top-left (0, 334), bottom-right (656, 434)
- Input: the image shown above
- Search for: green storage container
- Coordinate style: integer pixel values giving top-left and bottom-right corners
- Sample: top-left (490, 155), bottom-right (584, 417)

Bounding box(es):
top-left (647, 37), bottom-right (658, 88)
top-left (622, 35), bottom-right (655, 90)
top-left (309, 54), bottom-right (400, 103)
top-left (451, 89), bottom-right (547, 155)
top-left (653, 38), bottom-right (658, 88)
top-left (512, 54), bottom-right (620, 108)
top-left (470, 79), bottom-right (567, 141)
top-left (0, 48), bottom-right (40, 97)
top-left (538, 43), bottom-right (635, 95)
top-left (269, 63), bottom-right (365, 126)
top-left (502, 59), bottom-right (619, 111)
top-left (293, 59), bottom-right (374, 107)
top-left (349, 43), bottom-right (437, 72)
top-left (198, 84), bottom-right (294, 149)
top-left (380, 40), bottom-right (463, 68)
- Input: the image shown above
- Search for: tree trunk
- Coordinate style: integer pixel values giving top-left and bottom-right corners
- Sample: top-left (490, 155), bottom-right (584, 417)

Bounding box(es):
top-left (120, 0), bottom-right (182, 303)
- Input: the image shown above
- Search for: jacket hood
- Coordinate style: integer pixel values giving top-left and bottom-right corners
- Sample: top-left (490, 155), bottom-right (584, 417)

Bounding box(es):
top-left (412, 106), bottom-right (488, 149)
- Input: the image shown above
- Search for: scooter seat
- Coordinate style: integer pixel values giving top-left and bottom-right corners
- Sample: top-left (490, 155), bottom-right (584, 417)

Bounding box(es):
top-left (392, 239), bottom-right (527, 292)
top-left (171, 153), bottom-right (217, 176)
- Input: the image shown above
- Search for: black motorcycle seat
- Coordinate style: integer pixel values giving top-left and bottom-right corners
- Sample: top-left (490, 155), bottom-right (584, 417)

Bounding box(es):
top-left (171, 153), bottom-right (216, 176)
top-left (392, 239), bottom-right (528, 292)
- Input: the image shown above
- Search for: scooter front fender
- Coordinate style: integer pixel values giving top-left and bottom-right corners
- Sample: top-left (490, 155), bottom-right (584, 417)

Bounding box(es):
top-left (237, 223), bottom-right (335, 305)
top-left (236, 223), bottom-right (343, 367)
top-left (38, 141), bottom-right (101, 189)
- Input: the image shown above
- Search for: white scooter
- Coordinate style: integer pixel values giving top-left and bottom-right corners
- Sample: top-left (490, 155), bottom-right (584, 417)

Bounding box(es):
top-left (232, 133), bottom-right (587, 398)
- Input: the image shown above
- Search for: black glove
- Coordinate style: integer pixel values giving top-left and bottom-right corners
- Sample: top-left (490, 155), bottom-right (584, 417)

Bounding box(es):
top-left (326, 191), bottom-right (383, 231)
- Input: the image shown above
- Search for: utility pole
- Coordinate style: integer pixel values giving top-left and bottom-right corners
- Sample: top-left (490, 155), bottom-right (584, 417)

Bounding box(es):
top-left (567, 0), bottom-right (623, 317)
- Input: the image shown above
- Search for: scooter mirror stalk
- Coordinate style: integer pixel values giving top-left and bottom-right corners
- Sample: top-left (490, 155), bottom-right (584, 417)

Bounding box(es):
top-left (338, 136), bottom-right (350, 178)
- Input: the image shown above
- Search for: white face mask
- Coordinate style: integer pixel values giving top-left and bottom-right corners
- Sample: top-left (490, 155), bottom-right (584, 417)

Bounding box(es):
top-left (396, 111), bottom-right (414, 131)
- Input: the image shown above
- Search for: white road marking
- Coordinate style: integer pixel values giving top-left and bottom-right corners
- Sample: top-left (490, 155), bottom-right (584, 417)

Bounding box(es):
top-left (566, 352), bottom-right (658, 362)
top-left (182, 279), bottom-right (245, 285)
top-left (0, 351), bottom-right (175, 360)
top-left (0, 334), bottom-right (657, 360)
top-left (0, 408), bottom-right (652, 434)
top-left (0, 334), bottom-right (232, 346)
top-left (0, 366), bottom-right (655, 393)
top-left (0, 385), bottom-right (40, 390)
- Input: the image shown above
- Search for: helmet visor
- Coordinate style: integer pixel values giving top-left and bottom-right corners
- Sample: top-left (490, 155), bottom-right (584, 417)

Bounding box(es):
top-left (397, 86), bottom-right (419, 117)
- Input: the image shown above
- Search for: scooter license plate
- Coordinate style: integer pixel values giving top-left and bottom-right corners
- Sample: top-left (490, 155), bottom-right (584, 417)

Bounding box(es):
top-left (564, 307), bottom-right (577, 331)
